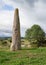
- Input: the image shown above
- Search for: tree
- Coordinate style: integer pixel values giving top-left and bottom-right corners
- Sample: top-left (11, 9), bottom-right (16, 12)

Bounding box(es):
top-left (25, 24), bottom-right (45, 47)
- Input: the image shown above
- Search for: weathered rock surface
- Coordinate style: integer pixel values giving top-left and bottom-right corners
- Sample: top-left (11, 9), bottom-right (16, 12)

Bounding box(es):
top-left (10, 8), bottom-right (21, 51)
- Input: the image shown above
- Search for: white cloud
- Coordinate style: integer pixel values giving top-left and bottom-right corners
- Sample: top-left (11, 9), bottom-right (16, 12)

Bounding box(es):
top-left (0, 10), bottom-right (14, 29)
top-left (0, 0), bottom-right (4, 9)
top-left (33, 0), bottom-right (46, 31)
top-left (0, 0), bottom-right (46, 37)
top-left (34, 0), bottom-right (46, 15)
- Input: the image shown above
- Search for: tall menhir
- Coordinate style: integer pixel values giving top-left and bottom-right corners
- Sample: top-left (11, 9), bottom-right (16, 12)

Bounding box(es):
top-left (10, 8), bottom-right (21, 51)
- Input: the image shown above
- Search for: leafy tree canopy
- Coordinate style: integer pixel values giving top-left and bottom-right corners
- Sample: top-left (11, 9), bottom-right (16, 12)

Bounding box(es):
top-left (25, 24), bottom-right (45, 45)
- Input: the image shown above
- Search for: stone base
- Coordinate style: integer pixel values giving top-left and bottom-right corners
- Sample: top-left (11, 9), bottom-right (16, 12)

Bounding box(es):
top-left (10, 43), bottom-right (21, 51)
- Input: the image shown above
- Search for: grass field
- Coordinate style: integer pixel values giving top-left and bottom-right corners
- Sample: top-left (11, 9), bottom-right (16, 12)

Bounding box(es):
top-left (0, 47), bottom-right (46, 65)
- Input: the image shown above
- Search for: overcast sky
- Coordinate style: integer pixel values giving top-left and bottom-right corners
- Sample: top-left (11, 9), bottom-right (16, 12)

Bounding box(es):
top-left (0, 0), bottom-right (46, 37)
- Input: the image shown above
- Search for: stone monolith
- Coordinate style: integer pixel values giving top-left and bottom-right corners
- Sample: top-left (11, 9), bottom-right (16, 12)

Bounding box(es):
top-left (10, 8), bottom-right (21, 51)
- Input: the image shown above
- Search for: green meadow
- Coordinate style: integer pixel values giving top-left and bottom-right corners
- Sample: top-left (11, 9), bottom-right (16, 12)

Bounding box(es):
top-left (0, 47), bottom-right (46, 65)
top-left (0, 37), bottom-right (46, 65)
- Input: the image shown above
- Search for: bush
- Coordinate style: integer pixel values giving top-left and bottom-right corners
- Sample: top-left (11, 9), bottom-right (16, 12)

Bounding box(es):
top-left (25, 24), bottom-right (45, 47)
top-left (1, 40), bottom-right (7, 46)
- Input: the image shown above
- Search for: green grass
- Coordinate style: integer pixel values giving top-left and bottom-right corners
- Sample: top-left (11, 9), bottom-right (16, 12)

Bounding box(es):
top-left (0, 47), bottom-right (46, 65)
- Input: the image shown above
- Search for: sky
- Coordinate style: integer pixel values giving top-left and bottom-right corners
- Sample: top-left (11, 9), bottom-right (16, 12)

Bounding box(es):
top-left (0, 0), bottom-right (46, 37)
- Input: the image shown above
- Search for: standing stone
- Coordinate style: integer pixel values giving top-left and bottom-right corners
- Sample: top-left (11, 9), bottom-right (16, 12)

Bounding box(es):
top-left (10, 8), bottom-right (21, 51)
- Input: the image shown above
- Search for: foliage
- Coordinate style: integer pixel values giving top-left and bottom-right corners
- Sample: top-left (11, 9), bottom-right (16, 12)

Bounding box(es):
top-left (25, 24), bottom-right (45, 47)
